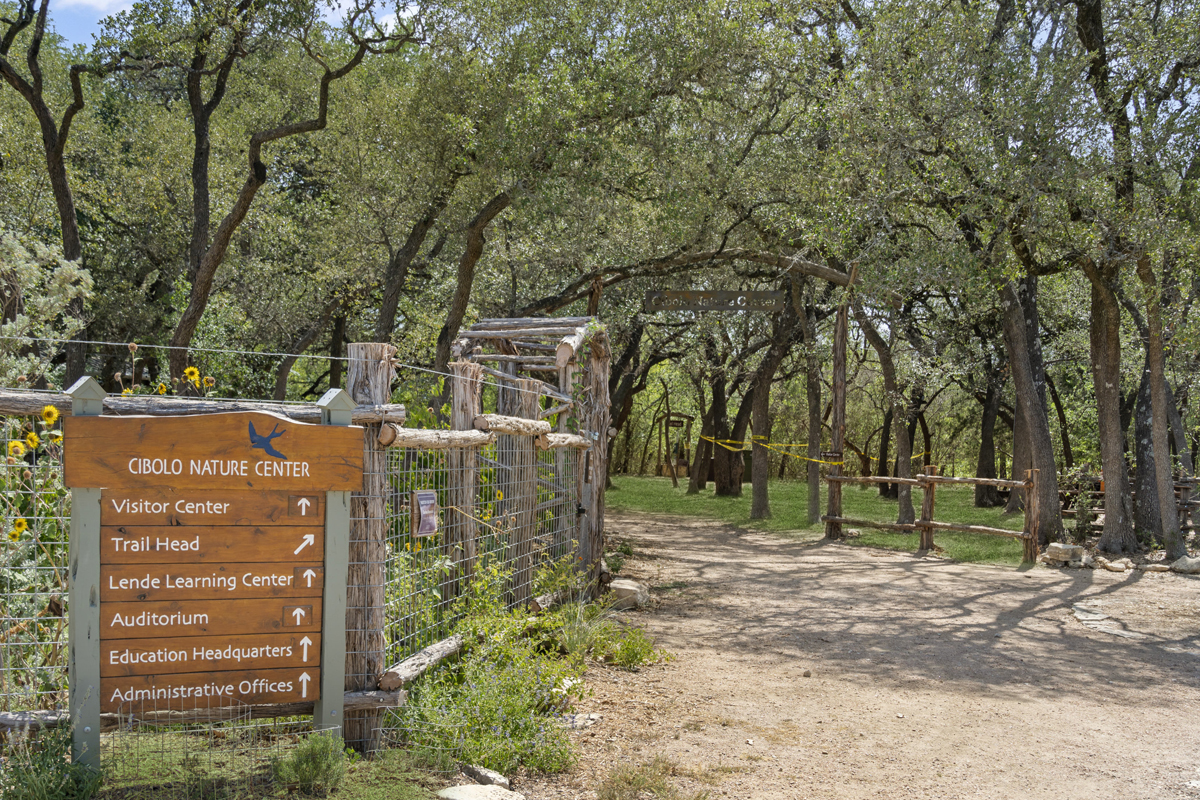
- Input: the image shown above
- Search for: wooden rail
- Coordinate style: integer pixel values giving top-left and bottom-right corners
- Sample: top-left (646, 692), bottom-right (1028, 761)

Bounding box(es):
top-left (823, 466), bottom-right (1040, 564)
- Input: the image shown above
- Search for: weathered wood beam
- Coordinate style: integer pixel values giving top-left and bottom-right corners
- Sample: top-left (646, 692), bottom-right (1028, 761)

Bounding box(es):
top-left (821, 515), bottom-right (917, 532)
top-left (0, 390), bottom-right (406, 425)
top-left (557, 328), bottom-right (589, 369)
top-left (924, 520), bottom-right (1026, 538)
top-left (477, 365), bottom-right (570, 402)
top-left (539, 402), bottom-right (573, 419)
top-left (470, 317), bottom-right (592, 330)
top-left (378, 424), bottom-right (495, 449)
top-left (473, 413), bottom-right (553, 436)
top-left (538, 432), bottom-right (591, 450)
top-left (470, 355), bottom-right (557, 364)
top-left (378, 634), bottom-right (464, 691)
top-left (460, 327), bottom-right (581, 338)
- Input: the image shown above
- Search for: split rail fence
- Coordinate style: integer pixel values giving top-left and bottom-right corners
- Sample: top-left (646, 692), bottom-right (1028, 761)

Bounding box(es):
top-left (823, 466), bottom-right (1041, 564)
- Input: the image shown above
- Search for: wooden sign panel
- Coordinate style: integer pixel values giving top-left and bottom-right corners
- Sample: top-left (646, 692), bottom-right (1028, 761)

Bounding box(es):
top-left (101, 525), bottom-right (324, 565)
top-left (64, 409), bottom-right (363, 717)
top-left (644, 290), bottom-right (786, 313)
top-left (100, 490), bottom-right (323, 527)
top-left (102, 633), bottom-right (321, 677)
top-left (102, 667), bottom-right (320, 712)
top-left (64, 411), bottom-right (364, 492)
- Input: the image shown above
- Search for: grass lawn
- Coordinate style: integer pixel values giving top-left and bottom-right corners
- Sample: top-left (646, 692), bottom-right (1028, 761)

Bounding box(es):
top-left (605, 476), bottom-right (1027, 565)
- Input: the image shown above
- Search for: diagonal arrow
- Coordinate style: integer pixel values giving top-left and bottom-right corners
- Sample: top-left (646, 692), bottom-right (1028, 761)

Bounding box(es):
top-left (298, 672), bottom-right (311, 699)
top-left (299, 636), bottom-right (312, 661)
top-left (294, 533), bottom-right (315, 555)
top-left (302, 568), bottom-right (317, 588)
top-left (291, 607), bottom-right (307, 625)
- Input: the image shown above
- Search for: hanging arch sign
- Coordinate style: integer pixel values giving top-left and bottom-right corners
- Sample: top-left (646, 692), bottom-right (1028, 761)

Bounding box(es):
top-left (644, 290), bottom-right (785, 313)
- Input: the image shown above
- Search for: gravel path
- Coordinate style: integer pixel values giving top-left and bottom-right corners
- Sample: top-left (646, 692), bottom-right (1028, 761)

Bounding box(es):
top-left (514, 511), bottom-right (1200, 800)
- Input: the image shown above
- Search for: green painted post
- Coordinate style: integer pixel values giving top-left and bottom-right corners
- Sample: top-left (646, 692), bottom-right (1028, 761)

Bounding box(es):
top-left (66, 376), bottom-right (105, 768)
top-left (316, 388), bottom-right (355, 734)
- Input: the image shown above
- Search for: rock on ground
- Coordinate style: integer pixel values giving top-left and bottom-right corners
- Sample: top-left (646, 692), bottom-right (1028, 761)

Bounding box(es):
top-left (1171, 555), bottom-right (1200, 574)
top-left (1044, 543), bottom-right (1084, 562)
top-left (609, 578), bottom-right (650, 609)
top-left (460, 764), bottom-right (510, 789)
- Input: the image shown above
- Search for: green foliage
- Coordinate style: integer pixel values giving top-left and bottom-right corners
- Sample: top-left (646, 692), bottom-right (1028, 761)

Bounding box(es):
top-left (398, 631), bottom-right (581, 775)
top-left (0, 226), bottom-right (92, 388)
top-left (270, 734), bottom-right (348, 795)
top-left (0, 723), bottom-right (102, 800)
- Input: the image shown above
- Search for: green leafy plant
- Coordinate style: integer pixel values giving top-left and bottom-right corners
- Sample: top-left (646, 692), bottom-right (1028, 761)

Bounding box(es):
top-left (270, 733), bottom-right (347, 795)
top-left (0, 722), bottom-right (102, 800)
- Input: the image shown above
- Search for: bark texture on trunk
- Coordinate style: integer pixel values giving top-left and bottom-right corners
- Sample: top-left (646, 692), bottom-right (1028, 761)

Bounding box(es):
top-left (433, 191), bottom-right (512, 375)
top-left (1083, 260), bottom-right (1138, 553)
top-left (688, 405), bottom-right (713, 494)
top-left (853, 304), bottom-right (914, 524)
top-left (1138, 257), bottom-right (1185, 558)
top-left (801, 305), bottom-right (822, 524)
top-left (975, 369), bottom-right (1002, 507)
top-left (1133, 355), bottom-right (1160, 535)
top-left (998, 280), bottom-right (1063, 545)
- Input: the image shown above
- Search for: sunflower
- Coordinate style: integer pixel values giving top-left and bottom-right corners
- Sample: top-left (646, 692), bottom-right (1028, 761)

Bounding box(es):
top-left (13, 517), bottom-right (28, 535)
top-left (157, 383), bottom-right (168, 395)
top-left (48, 431), bottom-right (62, 443)
top-left (8, 441), bottom-right (25, 458)
top-left (203, 376), bottom-right (216, 387)
top-left (8, 530), bottom-right (18, 542)
top-left (183, 366), bottom-right (200, 382)
top-left (40, 405), bottom-right (59, 425)
top-left (24, 431), bottom-right (39, 449)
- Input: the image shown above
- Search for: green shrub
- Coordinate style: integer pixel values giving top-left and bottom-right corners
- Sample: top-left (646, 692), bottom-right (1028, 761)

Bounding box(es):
top-left (601, 626), bottom-right (659, 670)
top-left (0, 723), bottom-right (102, 800)
top-left (399, 633), bottom-right (582, 775)
top-left (270, 734), bottom-right (347, 795)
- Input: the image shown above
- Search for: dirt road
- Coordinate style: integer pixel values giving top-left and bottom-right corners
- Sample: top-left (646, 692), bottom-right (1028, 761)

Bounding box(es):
top-left (517, 512), bottom-right (1200, 800)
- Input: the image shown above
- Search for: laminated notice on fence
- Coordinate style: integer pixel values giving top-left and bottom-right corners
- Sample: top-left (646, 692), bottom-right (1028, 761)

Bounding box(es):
top-left (411, 490), bottom-right (439, 537)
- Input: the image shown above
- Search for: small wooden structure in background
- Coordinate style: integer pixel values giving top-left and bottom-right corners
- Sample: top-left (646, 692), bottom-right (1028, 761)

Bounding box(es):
top-left (654, 412), bottom-right (693, 479)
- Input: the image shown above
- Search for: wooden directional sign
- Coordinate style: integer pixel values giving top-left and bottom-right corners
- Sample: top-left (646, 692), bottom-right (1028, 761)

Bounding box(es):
top-left (644, 290), bottom-right (786, 313)
top-left (65, 408), bottom-right (362, 716)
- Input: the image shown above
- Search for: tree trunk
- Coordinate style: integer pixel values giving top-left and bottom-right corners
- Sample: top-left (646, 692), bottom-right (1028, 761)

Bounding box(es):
top-left (1133, 354), bottom-right (1160, 536)
top-left (1137, 256), bottom-right (1185, 558)
top-left (688, 406), bottom-right (713, 494)
top-left (329, 315), bottom-right (346, 389)
top-left (878, 405), bottom-right (895, 498)
top-left (749, 377), bottom-right (772, 519)
top-left (998, 279), bottom-right (1063, 545)
top-left (433, 191), bottom-right (512, 375)
top-left (1004, 410), bottom-right (1030, 513)
top-left (712, 375), bottom-right (740, 497)
top-left (1045, 374), bottom-right (1074, 470)
top-left (801, 306), bottom-right (822, 524)
top-left (975, 371), bottom-right (1002, 507)
top-left (375, 189), bottom-right (456, 342)
top-left (854, 304), bottom-right (914, 524)
top-left (1083, 260), bottom-right (1138, 553)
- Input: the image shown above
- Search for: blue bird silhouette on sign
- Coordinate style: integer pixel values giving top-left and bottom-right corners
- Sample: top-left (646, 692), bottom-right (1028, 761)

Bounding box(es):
top-left (248, 421), bottom-right (287, 459)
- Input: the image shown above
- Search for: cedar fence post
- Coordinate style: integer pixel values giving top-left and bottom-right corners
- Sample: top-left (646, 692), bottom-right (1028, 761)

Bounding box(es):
top-left (448, 361), bottom-right (483, 598)
top-left (824, 302), bottom-right (848, 539)
top-left (344, 343), bottom-right (395, 754)
top-left (67, 376), bottom-right (105, 768)
top-left (1023, 468), bottom-right (1040, 563)
top-left (511, 378), bottom-right (541, 607)
top-left (918, 465), bottom-right (938, 551)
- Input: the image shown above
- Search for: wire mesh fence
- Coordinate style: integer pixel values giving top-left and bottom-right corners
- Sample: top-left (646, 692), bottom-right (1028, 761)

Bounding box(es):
top-left (0, 386), bottom-right (588, 790)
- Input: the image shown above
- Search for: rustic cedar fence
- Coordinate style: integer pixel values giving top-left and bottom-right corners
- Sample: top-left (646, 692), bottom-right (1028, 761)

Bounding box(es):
top-left (823, 466), bottom-right (1042, 564)
top-left (0, 317), bottom-right (611, 764)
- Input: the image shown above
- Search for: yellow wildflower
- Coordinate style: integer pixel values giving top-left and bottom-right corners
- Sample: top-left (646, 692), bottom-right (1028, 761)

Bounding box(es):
top-left (184, 366), bottom-right (200, 382)
top-left (157, 383), bottom-right (167, 395)
top-left (496, 490), bottom-right (503, 500)
top-left (24, 432), bottom-right (39, 449)
top-left (13, 517), bottom-right (28, 534)
top-left (8, 441), bottom-right (25, 457)
top-left (121, 388), bottom-right (134, 396)
top-left (203, 376), bottom-right (216, 387)
top-left (49, 431), bottom-right (63, 443)
top-left (40, 405), bottom-right (59, 425)
top-left (8, 529), bottom-right (18, 542)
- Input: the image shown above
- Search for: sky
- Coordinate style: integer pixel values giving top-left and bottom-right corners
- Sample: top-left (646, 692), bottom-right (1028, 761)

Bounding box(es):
top-left (45, 0), bottom-right (130, 46)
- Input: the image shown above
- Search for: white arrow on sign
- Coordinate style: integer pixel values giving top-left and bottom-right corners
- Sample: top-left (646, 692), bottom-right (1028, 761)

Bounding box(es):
top-left (297, 497), bottom-right (311, 516)
top-left (299, 672), bottom-right (311, 699)
top-left (299, 636), bottom-right (312, 662)
top-left (302, 568), bottom-right (317, 588)
top-left (291, 607), bottom-right (307, 625)
top-left (294, 533), bottom-right (315, 555)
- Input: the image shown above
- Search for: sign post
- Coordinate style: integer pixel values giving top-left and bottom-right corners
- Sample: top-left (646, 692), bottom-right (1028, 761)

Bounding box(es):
top-left (64, 392), bottom-right (363, 752)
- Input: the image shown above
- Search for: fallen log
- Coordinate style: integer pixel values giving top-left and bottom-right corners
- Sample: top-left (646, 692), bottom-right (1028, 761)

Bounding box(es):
top-left (378, 424), bottom-right (495, 449)
top-left (378, 634), bottom-right (465, 692)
